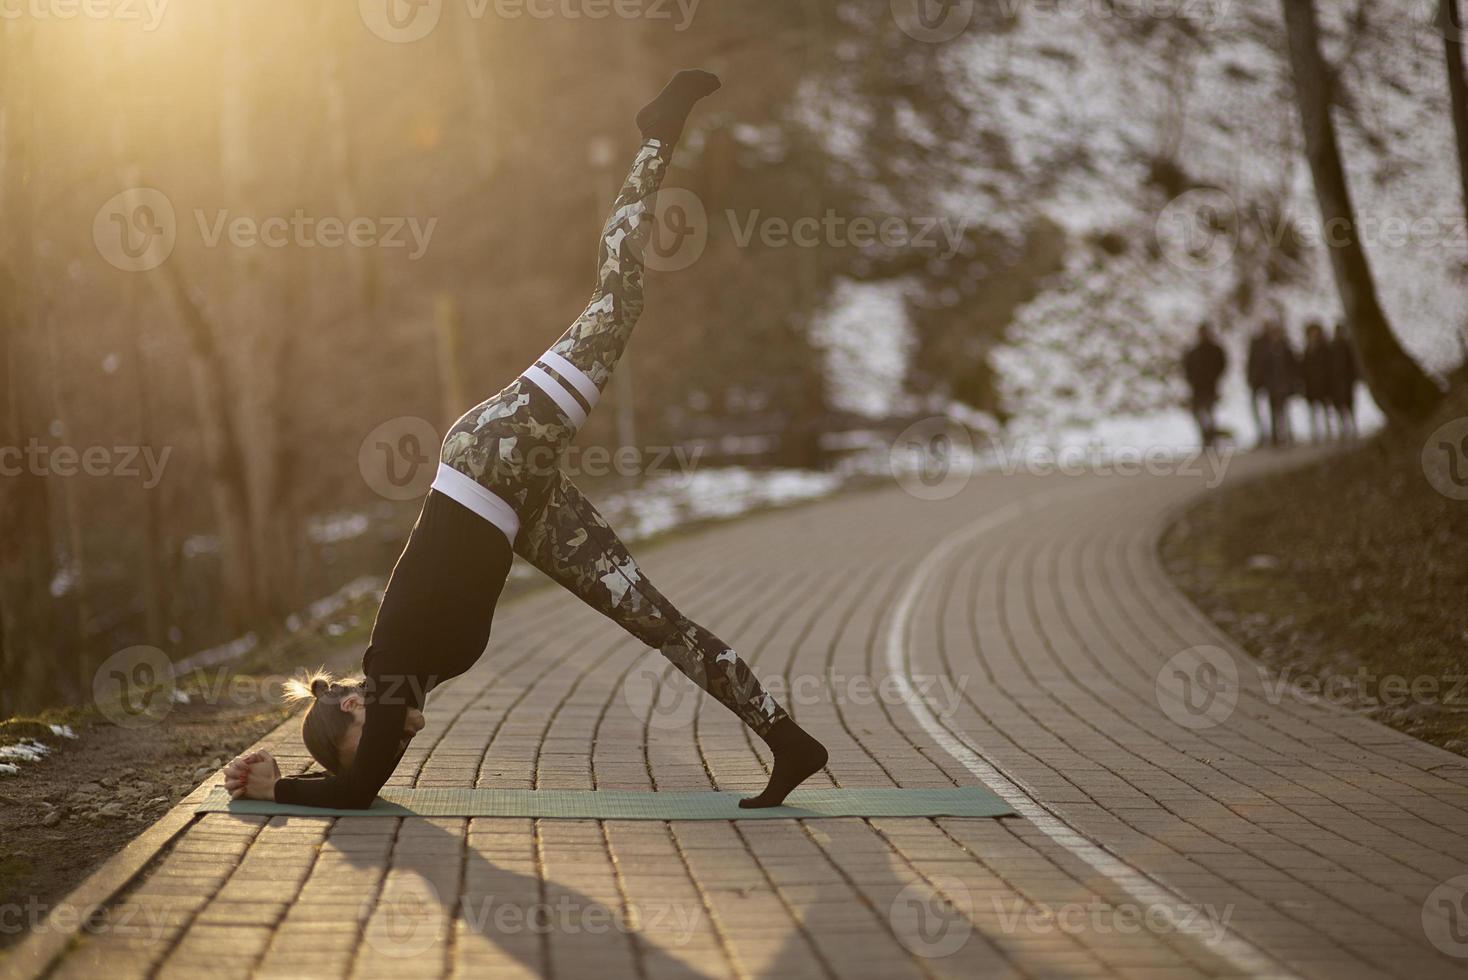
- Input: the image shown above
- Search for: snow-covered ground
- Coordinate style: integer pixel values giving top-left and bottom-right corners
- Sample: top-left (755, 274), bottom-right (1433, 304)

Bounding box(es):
top-left (0, 725), bottom-right (77, 777)
top-left (799, 1), bottom-right (1460, 453)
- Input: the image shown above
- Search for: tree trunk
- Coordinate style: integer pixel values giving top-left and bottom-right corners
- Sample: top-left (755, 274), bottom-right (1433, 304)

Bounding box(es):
top-left (1280, 0), bottom-right (1442, 424)
top-left (148, 253), bottom-right (264, 633)
top-left (0, 25), bottom-right (67, 714)
top-left (1443, 0), bottom-right (1468, 228)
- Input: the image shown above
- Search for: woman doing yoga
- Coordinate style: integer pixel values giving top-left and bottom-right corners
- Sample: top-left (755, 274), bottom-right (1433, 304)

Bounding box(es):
top-left (224, 71), bottom-right (828, 810)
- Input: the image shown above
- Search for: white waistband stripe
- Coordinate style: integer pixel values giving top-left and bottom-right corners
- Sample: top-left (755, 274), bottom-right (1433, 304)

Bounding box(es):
top-left (537, 350), bottom-right (601, 410)
top-left (522, 365), bottom-right (589, 429)
top-left (429, 463), bottom-right (520, 544)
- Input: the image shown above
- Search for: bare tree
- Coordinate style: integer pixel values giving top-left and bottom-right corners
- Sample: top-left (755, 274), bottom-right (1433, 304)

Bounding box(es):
top-left (1441, 1), bottom-right (1468, 231)
top-left (0, 25), bottom-right (68, 713)
top-left (1280, 0), bottom-right (1442, 424)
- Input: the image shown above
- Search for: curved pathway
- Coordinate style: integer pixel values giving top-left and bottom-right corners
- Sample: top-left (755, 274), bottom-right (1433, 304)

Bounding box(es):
top-left (8, 457), bottom-right (1468, 979)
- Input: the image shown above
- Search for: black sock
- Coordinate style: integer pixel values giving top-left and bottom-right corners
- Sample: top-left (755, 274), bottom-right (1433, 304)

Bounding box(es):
top-left (636, 69), bottom-right (721, 145)
top-left (739, 717), bottom-right (828, 809)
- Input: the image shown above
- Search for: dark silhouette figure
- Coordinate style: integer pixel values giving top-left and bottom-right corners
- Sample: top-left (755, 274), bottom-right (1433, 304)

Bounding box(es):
top-left (1300, 321), bottom-right (1333, 442)
top-left (1330, 321), bottom-right (1360, 440)
top-left (1183, 322), bottom-right (1227, 447)
top-left (1246, 325), bottom-right (1271, 447)
top-left (1255, 322), bottom-right (1300, 447)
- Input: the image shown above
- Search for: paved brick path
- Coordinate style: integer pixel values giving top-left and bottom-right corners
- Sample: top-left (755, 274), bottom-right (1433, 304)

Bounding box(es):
top-left (9, 461), bottom-right (1468, 979)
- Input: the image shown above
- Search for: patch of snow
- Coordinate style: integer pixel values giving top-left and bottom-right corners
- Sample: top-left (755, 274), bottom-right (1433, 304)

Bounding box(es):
top-left (183, 534), bottom-right (220, 559)
top-left (810, 278), bottom-right (918, 419)
top-left (49, 724), bottom-right (77, 739)
top-left (307, 512), bottom-right (370, 545)
top-left (0, 740), bottom-right (50, 764)
top-left (175, 632), bottom-right (258, 674)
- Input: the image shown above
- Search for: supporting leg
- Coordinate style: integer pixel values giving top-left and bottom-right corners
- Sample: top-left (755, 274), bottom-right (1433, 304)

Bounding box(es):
top-left (515, 472), bottom-right (829, 806)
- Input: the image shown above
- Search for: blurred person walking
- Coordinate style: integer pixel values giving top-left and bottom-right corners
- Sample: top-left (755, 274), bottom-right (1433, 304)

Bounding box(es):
top-left (1182, 321), bottom-right (1227, 448)
top-left (1257, 322), bottom-right (1300, 447)
top-left (1246, 324), bottom-right (1271, 447)
top-left (1300, 321), bottom-right (1334, 442)
top-left (1330, 321), bottom-right (1360, 440)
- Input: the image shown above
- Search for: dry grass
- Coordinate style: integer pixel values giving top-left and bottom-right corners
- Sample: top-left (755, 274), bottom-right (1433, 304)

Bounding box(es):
top-left (1164, 386), bottom-right (1468, 756)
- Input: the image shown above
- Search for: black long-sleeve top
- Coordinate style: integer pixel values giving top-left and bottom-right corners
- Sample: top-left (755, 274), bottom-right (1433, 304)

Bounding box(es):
top-left (274, 490), bottom-right (513, 808)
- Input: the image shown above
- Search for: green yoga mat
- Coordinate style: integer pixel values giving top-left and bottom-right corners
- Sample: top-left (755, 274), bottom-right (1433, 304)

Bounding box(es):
top-left (195, 785), bottom-right (1013, 820)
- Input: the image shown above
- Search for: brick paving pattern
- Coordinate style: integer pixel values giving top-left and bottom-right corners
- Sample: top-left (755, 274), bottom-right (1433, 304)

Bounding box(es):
top-left (13, 463), bottom-right (1468, 979)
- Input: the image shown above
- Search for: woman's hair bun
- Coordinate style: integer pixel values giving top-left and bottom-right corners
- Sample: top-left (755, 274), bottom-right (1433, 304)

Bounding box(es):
top-left (311, 677), bottom-right (330, 698)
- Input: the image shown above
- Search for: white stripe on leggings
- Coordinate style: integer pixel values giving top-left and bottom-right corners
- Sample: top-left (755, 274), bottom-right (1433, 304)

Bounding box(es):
top-left (429, 463), bottom-right (519, 544)
top-left (537, 350), bottom-right (601, 410)
top-left (522, 365), bottom-right (589, 429)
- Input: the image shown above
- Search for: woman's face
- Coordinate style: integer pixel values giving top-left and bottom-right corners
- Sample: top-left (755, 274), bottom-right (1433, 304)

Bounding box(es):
top-left (336, 697), bottom-right (426, 771)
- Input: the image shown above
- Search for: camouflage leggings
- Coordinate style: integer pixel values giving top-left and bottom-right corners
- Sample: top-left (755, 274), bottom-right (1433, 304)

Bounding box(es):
top-left (440, 139), bottom-right (787, 737)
